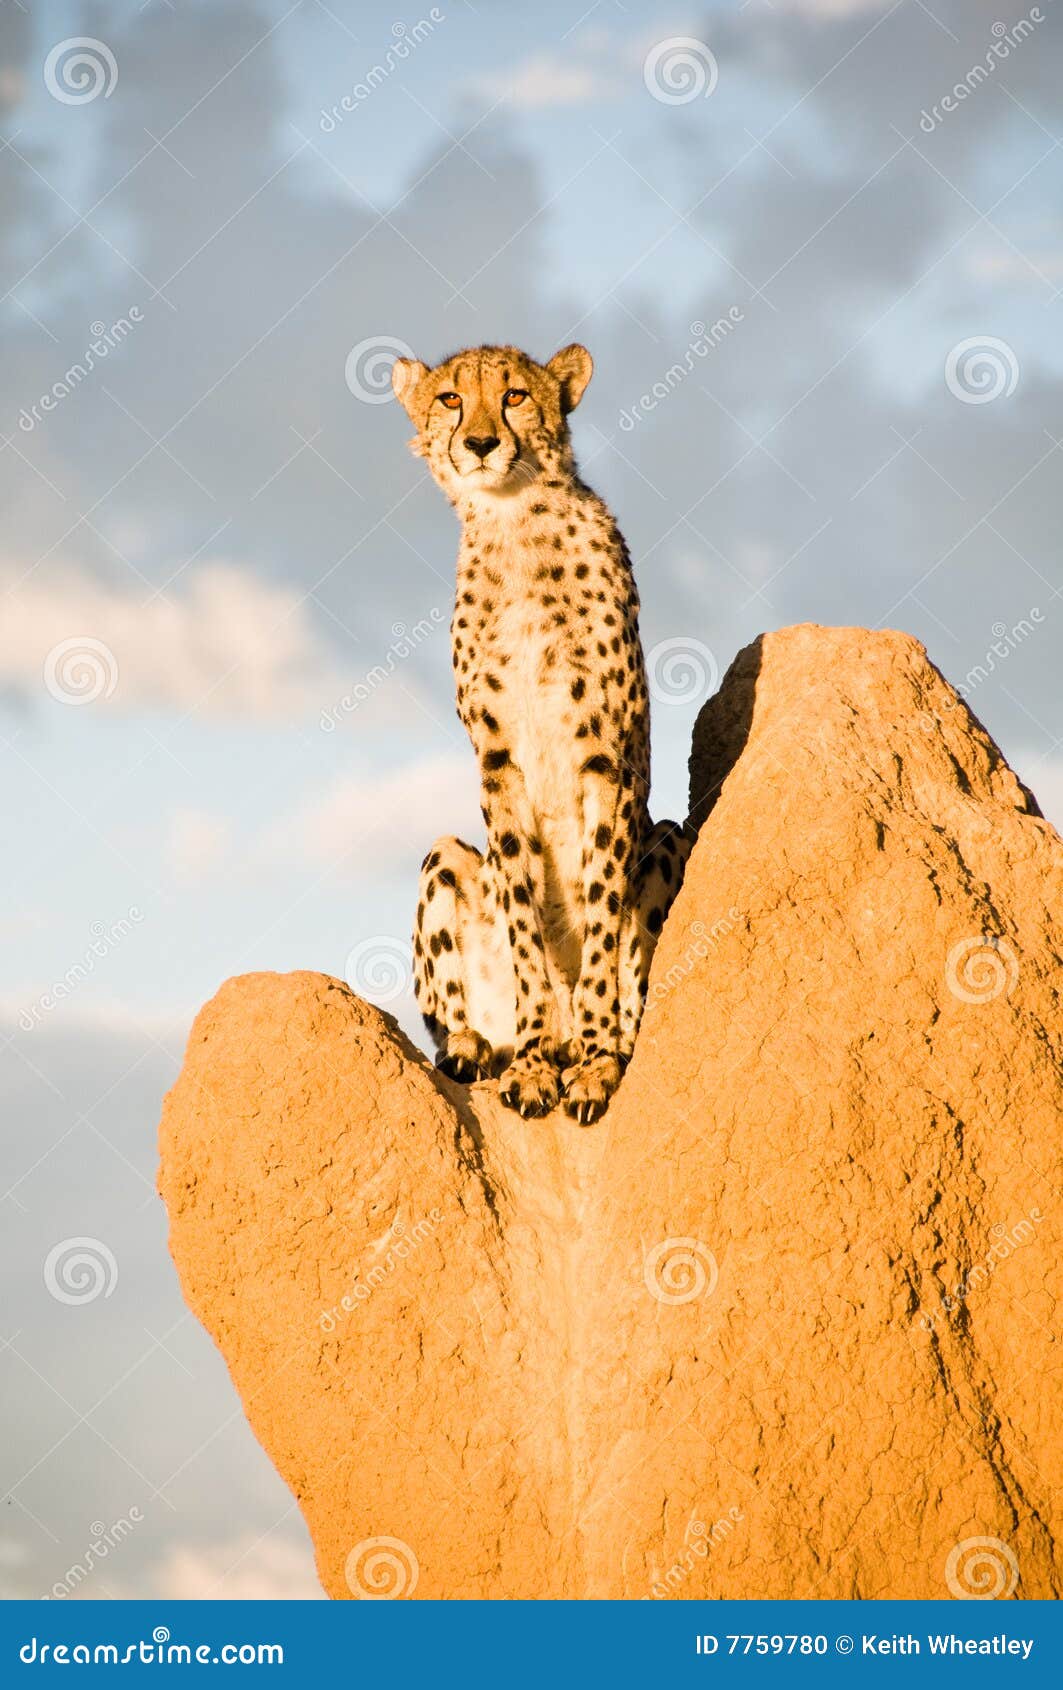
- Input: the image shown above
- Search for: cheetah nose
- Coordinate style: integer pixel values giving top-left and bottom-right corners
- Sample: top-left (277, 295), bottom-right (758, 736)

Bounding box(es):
top-left (464, 434), bottom-right (500, 460)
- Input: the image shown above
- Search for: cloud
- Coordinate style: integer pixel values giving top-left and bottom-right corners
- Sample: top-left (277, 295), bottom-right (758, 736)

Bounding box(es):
top-left (471, 52), bottom-right (618, 110)
top-left (164, 809), bottom-right (233, 885)
top-left (765, 0), bottom-right (890, 15)
top-left (0, 993), bottom-right (189, 1040)
top-left (966, 246), bottom-right (1063, 286)
top-left (0, 1536), bottom-right (30, 1599)
top-left (262, 750), bottom-right (482, 879)
top-left (144, 1535), bottom-right (324, 1601)
top-left (0, 560), bottom-right (344, 721)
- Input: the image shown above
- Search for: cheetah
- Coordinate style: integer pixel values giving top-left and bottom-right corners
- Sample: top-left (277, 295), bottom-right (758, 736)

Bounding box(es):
top-left (392, 343), bottom-right (690, 1123)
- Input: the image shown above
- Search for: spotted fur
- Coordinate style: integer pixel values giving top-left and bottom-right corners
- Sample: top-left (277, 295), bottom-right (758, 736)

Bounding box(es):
top-left (393, 343), bottom-right (690, 1122)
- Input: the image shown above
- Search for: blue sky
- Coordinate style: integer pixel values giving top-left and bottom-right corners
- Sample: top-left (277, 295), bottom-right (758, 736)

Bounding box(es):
top-left (1, 0), bottom-right (1061, 1600)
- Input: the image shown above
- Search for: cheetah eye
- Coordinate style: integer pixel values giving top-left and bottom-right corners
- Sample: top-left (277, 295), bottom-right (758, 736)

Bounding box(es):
top-left (437, 392), bottom-right (462, 410)
top-left (503, 389), bottom-right (528, 408)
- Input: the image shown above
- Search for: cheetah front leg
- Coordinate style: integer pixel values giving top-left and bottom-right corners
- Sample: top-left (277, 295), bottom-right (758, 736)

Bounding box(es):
top-left (618, 820), bottom-right (692, 1056)
top-left (564, 757), bottom-right (632, 1124)
top-left (413, 836), bottom-right (514, 1081)
top-left (481, 761), bottom-right (565, 1118)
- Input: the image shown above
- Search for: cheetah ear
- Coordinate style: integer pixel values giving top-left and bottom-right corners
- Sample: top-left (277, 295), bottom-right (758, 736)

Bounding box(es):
top-left (547, 344), bottom-right (593, 413)
top-left (391, 356), bottom-right (428, 417)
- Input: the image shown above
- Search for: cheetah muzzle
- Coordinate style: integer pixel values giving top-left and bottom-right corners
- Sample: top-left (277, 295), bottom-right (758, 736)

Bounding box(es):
top-left (393, 342), bottom-right (690, 1124)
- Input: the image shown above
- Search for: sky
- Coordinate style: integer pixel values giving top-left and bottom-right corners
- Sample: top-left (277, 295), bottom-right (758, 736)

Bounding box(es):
top-left (1, 0), bottom-right (1061, 1600)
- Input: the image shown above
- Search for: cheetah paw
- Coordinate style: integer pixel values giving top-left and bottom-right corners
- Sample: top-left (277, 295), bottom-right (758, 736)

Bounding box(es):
top-left (562, 1054), bottom-right (624, 1125)
top-left (436, 1029), bottom-right (494, 1085)
top-left (498, 1058), bottom-right (561, 1119)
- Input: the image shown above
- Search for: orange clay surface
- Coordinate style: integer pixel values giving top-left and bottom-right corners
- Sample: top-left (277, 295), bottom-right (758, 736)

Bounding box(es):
top-left (159, 626), bottom-right (1062, 1599)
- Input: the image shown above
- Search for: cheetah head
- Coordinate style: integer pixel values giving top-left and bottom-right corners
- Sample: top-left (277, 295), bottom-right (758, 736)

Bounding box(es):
top-left (391, 343), bottom-right (593, 502)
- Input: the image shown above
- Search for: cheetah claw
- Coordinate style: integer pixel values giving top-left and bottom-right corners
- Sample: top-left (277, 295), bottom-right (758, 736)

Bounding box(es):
top-left (437, 1053), bottom-right (485, 1083)
top-left (569, 1097), bottom-right (607, 1126)
top-left (562, 1055), bottom-right (623, 1126)
top-left (436, 1030), bottom-right (494, 1086)
top-left (498, 1059), bottom-right (560, 1118)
